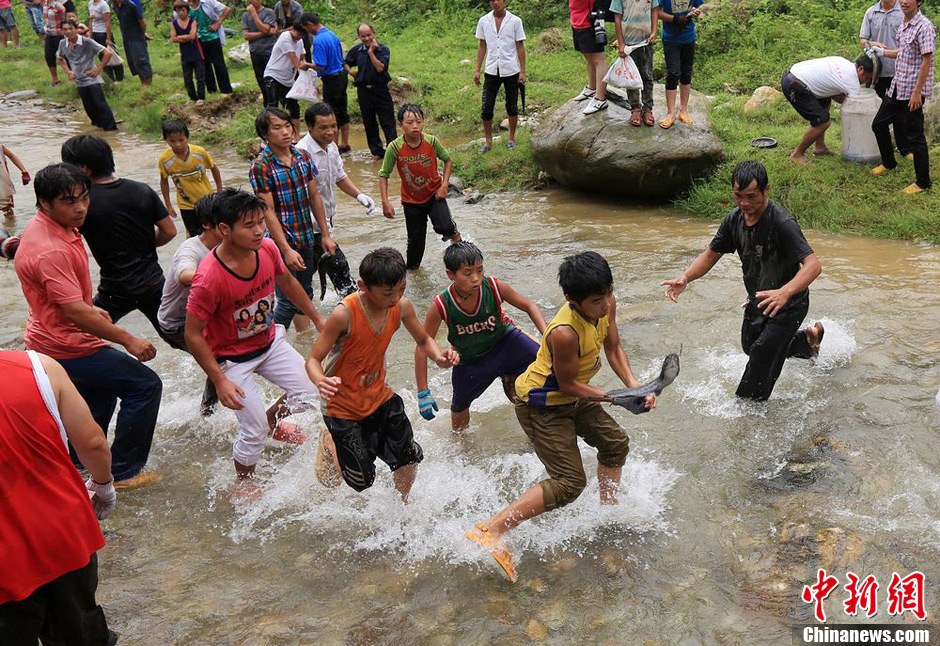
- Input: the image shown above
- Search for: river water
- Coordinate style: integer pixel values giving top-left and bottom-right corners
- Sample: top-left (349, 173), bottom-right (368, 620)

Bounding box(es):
top-left (2, 105), bottom-right (938, 645)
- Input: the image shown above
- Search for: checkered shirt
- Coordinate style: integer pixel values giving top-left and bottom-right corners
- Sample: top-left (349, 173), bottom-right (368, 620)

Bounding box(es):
top-left (889, 11), bottom-right (936, 101)
top-left (249, 145), bottom-right (319, 248)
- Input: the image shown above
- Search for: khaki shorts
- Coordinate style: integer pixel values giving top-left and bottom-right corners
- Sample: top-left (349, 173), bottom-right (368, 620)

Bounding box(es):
top-left (515, 400), bottom-right (629, 511)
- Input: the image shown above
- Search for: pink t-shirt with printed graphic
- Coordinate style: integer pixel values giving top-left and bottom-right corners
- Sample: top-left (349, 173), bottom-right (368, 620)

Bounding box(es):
top-left (187, 238), bottom-right (286, 359)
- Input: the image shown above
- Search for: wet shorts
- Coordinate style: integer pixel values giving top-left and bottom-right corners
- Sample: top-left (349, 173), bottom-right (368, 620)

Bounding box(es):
top-left (451, 327), bottom-right (539, 412)
top-left (782, 71), bottom-right (831, 127)
top-left (323, 393), bottom-right (423, 492)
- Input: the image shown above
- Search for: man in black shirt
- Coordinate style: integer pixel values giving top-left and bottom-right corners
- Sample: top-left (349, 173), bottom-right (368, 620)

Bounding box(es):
top-left (61, 135), bottom-right (178, 345)
top-left (343, 23), bottom-right (397, 160)
top-left (661, 161), bottom-right (825, 400)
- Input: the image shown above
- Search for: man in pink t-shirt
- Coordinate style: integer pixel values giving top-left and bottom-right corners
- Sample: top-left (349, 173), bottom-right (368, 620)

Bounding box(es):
top-left (185, 189), bottom-right (325, 486)
top-left (14, 163), bottom-right (163, 488)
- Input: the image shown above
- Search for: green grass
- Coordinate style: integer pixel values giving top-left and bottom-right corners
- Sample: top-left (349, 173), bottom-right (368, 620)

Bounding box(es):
top-left (1, 0), bottom-right (939, 243)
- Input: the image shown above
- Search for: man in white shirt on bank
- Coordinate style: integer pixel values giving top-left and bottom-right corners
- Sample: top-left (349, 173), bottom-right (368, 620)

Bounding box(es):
top-left (473, 0), bottom-right (526, 152)
top-left (781, 55), bottom-right (873, 163)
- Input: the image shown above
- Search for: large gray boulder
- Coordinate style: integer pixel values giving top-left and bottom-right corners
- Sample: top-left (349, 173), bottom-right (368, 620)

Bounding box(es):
top-left (531, 84), bottom-right (723, 200)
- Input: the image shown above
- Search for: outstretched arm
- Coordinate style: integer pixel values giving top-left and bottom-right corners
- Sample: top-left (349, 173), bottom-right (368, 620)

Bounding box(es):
top-left (661, 247), bottom-right (722, 302)
top-left (498, 279), bottom-right (546, 334)
top-left (401, 297), bottom-right (458, 368)
top-left (414, 302), bottom-right (444, 391)
top-left (604, 297), bottom-right (654, 409)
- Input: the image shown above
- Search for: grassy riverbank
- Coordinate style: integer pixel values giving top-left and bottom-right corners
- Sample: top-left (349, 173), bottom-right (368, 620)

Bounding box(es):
top-left (1, 0), bottom-right (938, 242)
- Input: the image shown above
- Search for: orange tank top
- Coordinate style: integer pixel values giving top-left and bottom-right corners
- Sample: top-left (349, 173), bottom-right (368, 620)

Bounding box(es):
top-left (323, 293), bottom-right (401, 420)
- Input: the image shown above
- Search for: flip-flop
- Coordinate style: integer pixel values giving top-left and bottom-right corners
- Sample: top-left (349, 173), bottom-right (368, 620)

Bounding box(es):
top-left (272, 421), bottom-right (307, 445)
top-left (465, 523), bottom-right (517, 582)
top-left (678, 112), bottom-right (693, 125)
top-left (659, 116), bottom-right (675, 129)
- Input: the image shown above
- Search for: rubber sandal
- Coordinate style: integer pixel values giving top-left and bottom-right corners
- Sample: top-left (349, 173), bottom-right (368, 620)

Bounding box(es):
top-left (630, 108), bottom-right (642, 127)
top-left (271, 421), bottom-right (307, 445)
top-left (678, 112), bottom-right (693, 125)
top-left (642, 109), bottom-right (655, 126)
top-left (465, 523), bottom-right (518, 582)
top-left (903, 183), bottom-right (926, 194)
top-left (870, 165), bottom-right (890, 176)
top-left (659, 115), bottom-right (675, 129)
top-left (114, 470), bottom-right (162, 490)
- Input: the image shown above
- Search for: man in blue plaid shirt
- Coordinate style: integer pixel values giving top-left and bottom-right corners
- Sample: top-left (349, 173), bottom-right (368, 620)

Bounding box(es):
top-left (869, 0), bottom-right (935, 193)
top-left (249, 107), bottom-right (334, 332)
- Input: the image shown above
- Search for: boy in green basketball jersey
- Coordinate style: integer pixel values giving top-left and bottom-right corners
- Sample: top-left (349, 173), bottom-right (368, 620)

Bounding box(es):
top-left (466, 251), bottom-right (655, 581)
top-left (415, 241), bottom-right (546, 431)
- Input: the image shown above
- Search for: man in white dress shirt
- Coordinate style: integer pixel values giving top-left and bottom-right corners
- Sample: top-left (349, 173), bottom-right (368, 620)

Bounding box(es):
top-left (473, 0), bottom-right (526, 152)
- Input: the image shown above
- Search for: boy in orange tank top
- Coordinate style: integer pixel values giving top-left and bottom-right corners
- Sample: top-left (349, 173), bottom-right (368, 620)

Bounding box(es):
top-left (306, 247), bottom-right (459, 501)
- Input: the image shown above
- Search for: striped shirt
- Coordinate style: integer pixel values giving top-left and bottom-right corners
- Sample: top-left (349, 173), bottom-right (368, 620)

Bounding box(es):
top-left (248, 145), bottom-right (319, 248)
top-left (43, 0), bottom-right (66, 36)
top-left (889, 11), bottom-right (936, 101)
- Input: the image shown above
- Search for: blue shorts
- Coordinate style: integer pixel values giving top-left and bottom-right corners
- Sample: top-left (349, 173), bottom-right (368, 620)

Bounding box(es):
top-left (451, 327), bottom-right (539, 412)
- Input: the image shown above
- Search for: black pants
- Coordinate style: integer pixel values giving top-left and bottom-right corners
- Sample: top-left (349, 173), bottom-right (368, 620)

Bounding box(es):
top-left (200, 38), bottom-right (232, 94)
top-left (321, 72), bottom-right (350, 127)
top-left (91, 32), bottom-right (124, 81)
top-left (181, 59), bottom-right (206, 102)
top-left (736, 299), bottom-right (814, 401)
top-left (872, 93), bottom-right (931, 189)
top-left (663, 41), bottom-right (695, 90)
top-left (873, 76), bottom-right (909, 156)
top-left (480, 72), bottom-right (520, 121)
top-left (179, 208), bottom-right (200, 237)
top-left (94, 278), bottom-right (177, 347)
top-left (356, 84), bottom-right (397, 157)
top-left (250, 50), bottom-right (270, 94)
top-left (0, 554), bottom-right (116, 646)
top-left (77, 85), bottom-right (117, 131)
top-left (45, 34), bottom-right (64, 69)
top-left (262, 76), bottom-right (300, 119)
top-left (402, 197), bottom-right (458, 269)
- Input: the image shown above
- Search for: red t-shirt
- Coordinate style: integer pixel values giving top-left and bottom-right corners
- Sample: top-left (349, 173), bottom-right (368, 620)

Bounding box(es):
top-left (14, 211), bottom-right (110, 359)
top-left (569, 0), bottom-right (592, 29)
top-left (0, 351), bottom-right (105, 604)
top-left (187, 238), bottom-right (286, 359)
top-left (378, 134), bottom-right (450, 204)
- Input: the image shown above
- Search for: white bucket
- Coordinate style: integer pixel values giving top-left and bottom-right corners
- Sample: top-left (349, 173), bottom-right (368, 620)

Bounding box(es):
top-left (841, 87), bottom-right (882, 163)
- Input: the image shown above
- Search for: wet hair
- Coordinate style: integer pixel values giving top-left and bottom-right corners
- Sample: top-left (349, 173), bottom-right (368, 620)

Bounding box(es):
top-left (214, 189), bottom-right (266, 228)
top-left (60, 135), bottom-right (115, 179)
top-left (62, 18), bottom-right (79, 28)
top-left (34, 163), bottom-right (91, 208)
top-left (397, 103), bottom-right (424, 123)
top-left (304, 102), bottom-right (335, 127)
top-left (730, 160), bottom-right (769, 192)
top-left (443, 241), bottom-right (484, 272)
top-left (299, 12), bottom-right (320, 27)
top-left (558, 251), bottom-right (613, 302)
top-left (162, 119), bottom-right (190, 140)
top-left (255, 107), bottom-right (293, 140)
top-left (359, 247), bottom-right (406, 287)
top-left (193, 190), bottom-right (225, 230)
top-left (855, 54), bottom-right (874, 75)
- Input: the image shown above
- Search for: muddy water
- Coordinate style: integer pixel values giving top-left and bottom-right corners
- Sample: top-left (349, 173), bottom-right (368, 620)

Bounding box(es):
top-left (2, 105), bottom-right (939, 645)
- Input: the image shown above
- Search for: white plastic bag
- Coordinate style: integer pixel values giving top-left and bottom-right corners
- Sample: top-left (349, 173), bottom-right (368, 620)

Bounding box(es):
top-left (603, 55), bottom-right (642, 90)
top-left (286, 69), bottom-right (320, 102)
top-left (105, 44), bottom-right (123, 67)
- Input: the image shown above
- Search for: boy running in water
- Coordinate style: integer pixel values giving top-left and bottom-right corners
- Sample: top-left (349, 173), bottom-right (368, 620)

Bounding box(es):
top-left (306, 247), bottom-right (459, 501)
top-left (159, 119), bottom-right (223, 238)
top-left (185, 189), bottom-right (324, 484)
top-left (415, 241), bottom-right (545, 431)
top-left (466, 252), bottom-right (655, 581)
top-left (378, 104), bottom-right (461, 270)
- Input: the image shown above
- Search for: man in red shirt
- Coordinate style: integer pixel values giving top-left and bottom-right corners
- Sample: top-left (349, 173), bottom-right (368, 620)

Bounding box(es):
top-left (0, 349), bottom-right (117, 643)
top-left (14, 163), bottom-right (163, 488)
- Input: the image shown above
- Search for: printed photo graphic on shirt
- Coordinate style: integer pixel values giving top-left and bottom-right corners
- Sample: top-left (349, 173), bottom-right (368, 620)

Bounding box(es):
top-left (169, 165), bottom-right (208, 206)
top-left (671, 0), bottom-right (692, 13)
top-left (234, 295), bottom-right (275, 339)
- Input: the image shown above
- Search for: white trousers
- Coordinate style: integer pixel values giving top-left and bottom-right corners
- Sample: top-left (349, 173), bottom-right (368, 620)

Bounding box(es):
top-left (221, 325), bottom-right (320, 466)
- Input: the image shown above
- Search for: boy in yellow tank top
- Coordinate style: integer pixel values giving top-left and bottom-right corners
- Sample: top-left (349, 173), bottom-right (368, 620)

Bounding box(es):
top-left (466, 251), bottom-right (656, 581)
top-left (306, 247), bottom-right (459, 502)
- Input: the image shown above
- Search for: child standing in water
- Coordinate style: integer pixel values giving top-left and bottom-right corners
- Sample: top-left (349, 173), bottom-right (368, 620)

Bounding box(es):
top-left (306, 247), bottom-right (459, 501)
top-left (466, 251), bottom-right (655, 581)
top-left (415, 241), bottom-right (545, 431)
top-left (158, 119), bottom-right (223, 237)
top-left (378, 104), bottom-right (462, 270)
top-left (0, 143), bottom-right (30, 217)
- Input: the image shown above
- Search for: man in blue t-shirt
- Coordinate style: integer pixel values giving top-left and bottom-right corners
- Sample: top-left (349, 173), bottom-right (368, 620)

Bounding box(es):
top-left (300, 12), bottom-right (351, 153)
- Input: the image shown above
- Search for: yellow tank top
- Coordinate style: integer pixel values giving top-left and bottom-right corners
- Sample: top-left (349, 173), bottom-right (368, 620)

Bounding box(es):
top-left (515, 303), bottom-right (609, 406)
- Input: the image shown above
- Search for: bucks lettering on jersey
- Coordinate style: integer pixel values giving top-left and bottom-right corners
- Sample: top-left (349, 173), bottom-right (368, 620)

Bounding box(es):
top-left (433, 276), bottom-right (514, 363)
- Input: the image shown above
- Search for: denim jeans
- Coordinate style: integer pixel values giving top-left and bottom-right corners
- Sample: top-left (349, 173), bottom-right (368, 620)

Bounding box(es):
top-left (273, 235), bottom-right (354, 327)
top-left (24, 5), bottom-right (44, 35)
top-left (57, 347), bottom-right (163, 480)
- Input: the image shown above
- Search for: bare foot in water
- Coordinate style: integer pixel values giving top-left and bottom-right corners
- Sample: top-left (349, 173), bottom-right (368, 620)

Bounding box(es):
top-left (806, 321), bottom-right (825, 357)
